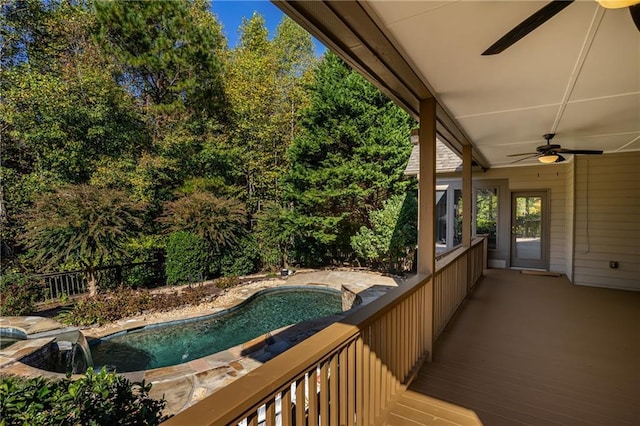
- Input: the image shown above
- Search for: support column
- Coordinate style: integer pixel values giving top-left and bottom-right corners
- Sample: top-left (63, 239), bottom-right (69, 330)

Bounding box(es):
top-left (462, 144), bottom-right (473, 248)
top-left (417, 98), bottom-right (436, 276)
top-left (418, 98), bottom-right (436, 362)
top-left (462, 144), bottom-right (473, 295)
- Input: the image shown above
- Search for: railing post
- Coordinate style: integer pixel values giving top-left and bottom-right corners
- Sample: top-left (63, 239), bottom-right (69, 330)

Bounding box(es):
top-left (483, 236), bottom-right (488, 270)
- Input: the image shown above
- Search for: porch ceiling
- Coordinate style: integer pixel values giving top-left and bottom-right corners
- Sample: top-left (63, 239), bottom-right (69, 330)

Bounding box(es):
top-left (274, 1), bottom-right (640, 169)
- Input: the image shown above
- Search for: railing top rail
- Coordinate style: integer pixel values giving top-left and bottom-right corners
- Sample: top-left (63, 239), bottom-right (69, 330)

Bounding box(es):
top-left (30, 260), bottom-right (162, 278)
top-left (163, 323), bottom-right (358, 425)
top-left (164, 237), bottom-right (486, 425)
top-left (436, 236), bottom-right (485, 271)
top-left (163, 271), bottom-right (432, 425)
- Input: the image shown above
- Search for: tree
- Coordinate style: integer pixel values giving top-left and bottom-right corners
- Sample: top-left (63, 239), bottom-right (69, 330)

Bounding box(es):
top-left (20, 185), bottom-right (145, 296)
top-left (93, 0), bottom-right (231, 226)
top-left (159, 192), bottom-right (247, 254)
top-left (254, 202), bottom-right (298, 270)
top-left (0, 0), bottom-right (149, 261)
top-left (351, 191), bottom-right (417, 271)
top-left (95, 0), bottom-right (228, 133)
top-left (285, 51), bottom-right (415, 263)
top-left (225, 14), bottom-right (314, 211)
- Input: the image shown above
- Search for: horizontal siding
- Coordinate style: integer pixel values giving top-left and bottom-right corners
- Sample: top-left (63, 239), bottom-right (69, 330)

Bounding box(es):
top-left (573, 152), bottom-right (640, 291)
top-left (574, 244), bottom-right (640, 256)
top-left (572, 274), bottom-right (639, 290)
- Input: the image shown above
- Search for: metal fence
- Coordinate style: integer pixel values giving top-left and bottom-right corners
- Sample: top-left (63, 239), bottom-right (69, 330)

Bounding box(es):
top-left (33, 260), bottom-right (164, 302)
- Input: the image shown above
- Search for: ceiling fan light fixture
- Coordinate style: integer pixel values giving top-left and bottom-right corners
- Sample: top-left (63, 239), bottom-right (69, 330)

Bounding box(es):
top-left (539, 154), bottom-right (560, 163)
top-left (596, 0), bottom-right (640, 8)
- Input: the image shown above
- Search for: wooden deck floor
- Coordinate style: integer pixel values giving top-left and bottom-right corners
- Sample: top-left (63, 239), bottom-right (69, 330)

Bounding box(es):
top-left (386, 269), bottom-right (640, 426)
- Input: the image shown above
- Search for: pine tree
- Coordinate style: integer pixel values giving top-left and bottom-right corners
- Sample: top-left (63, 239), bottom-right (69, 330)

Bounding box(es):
top-left (285, 52), bottom-right (415, 264)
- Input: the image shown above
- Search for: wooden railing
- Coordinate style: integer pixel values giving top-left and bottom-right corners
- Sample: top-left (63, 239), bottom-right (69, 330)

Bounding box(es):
top-left (164, 237), bottom-right (486, 426)
top-left (433, 237), bottom-right (485, 340)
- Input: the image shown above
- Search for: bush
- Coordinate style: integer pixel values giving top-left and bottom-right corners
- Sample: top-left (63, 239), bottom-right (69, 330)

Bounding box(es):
top-left (122, 235), bottom-right (166, 288)
top-left (165, 231), bottom-right (208, 285)
top-left (123, 263), bottom-right (164, 289)
top-left (0, 367), bottom-right (167, 425)
top-left (0, 273), bottom-right (44, 316)
top-left (351, 192), bottom-right (417, 272)
top-left (56, 286), bottom-right (210, 326)
top-left (214, 276), bottom-right (240, 289)
top-left (213, 235), bottom-right (259, 277)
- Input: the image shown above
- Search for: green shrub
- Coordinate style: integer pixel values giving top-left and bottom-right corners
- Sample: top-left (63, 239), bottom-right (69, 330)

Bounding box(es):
top-left (351, 192), bottom-right (417, 272)
top-left (122, 235), bottom-right (166, 288)
top-left (0, 367), bottom-right (167, 425)
top-left (213, 235), bottom-right (259, 277)
top-left (56, 286), bottom-right (210, 326)
top-left (123, 263), bottom-right (164, 289)
top-left (165, 231), bottom-right (208, 285)
top-left (0, 273), bottom-right (44, 316)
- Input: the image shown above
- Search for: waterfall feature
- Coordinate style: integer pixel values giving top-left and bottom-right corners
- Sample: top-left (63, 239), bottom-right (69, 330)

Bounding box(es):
top-left (52, 329), bottom-right (94, 374)
top-left (23, 327), bottom-right (94, 374)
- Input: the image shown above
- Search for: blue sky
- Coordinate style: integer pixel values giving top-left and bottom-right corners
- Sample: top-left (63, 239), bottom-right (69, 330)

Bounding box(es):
top-left (210, 0), bottom-right (326, 56)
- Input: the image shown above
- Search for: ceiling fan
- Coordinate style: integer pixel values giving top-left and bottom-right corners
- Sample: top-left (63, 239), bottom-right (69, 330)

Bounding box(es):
top-left (482, 0), bottom-right (640, 55)
top-left (507, 133), bottom-right (603, 164)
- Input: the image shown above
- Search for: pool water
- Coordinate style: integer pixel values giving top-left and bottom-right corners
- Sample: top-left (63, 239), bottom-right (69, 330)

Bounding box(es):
top-left (91, 287), bottom-right (342, 372)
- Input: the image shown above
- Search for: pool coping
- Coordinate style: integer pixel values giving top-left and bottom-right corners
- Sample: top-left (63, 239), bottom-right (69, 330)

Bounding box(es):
top-left (0, 270), bottom-right (401, 416)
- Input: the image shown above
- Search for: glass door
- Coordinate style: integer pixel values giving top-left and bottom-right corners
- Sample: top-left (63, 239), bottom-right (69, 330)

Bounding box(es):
top-left (511, 191), bottom-right (549, 269)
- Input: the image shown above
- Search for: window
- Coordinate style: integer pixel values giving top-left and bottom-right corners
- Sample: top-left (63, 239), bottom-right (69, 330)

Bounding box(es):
top-left (475, 187), bottom-right (498, 249)
top-left (435, 184), bottom-right (463, 253)
top-left (436, 189), bottom-right (447, 253)
top-left (454, 189), bottom-right (463, 246)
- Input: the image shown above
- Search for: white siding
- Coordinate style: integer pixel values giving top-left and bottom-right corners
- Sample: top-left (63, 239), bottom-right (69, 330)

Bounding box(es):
top-left (573, 152), bottom-right (640, 291)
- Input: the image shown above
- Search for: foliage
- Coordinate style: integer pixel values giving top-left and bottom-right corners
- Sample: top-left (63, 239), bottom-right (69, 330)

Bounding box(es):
top-left (253, 202), bottom-right (297, 269)
top-left (164, 231), bottom-right (209, 286)
top-left (1, 2), bottom-right (415, 277)
top-left (475, 187), bottom-right (498, 248)
top-left (0, 367), bottom-right (166, 425)
top-left (159, 192), bottom-right (247, 254)
top-left (56, 286), bottom-right (210, 327)
top-left (95, 0), bottom-right (227, 123)
top-left (213, 276), bottom-right (241, 290)
top-left (118, 236), bottom-right (165, 288)
top-left (351, 192), bottom-right (418, 271)
top-left (285, 51), bottom-right (415, 263)
top-left (225, 14), bottom-right (314, 212)
top-left (212, 234), bottom-right (260, 277)
top-left (0, 273), bottom-right (44, 316)
top-left (121, 263), bottom-right (164, 289)
top-left (1, 1), bottom-right (148, 259)
top-left (19, 185), bottom-right (145, 295)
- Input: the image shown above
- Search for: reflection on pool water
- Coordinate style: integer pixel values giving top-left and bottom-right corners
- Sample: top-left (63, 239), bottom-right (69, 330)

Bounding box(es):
top-left (91, 287), bottom-right (342, 372)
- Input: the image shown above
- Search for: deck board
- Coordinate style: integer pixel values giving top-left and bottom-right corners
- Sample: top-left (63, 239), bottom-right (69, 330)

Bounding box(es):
top-left (386, 269), bottom-right (640, 425)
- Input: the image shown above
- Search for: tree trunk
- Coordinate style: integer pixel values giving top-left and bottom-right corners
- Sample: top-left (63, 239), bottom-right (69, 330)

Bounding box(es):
top-left (87, 266), bottom-right (98, 297)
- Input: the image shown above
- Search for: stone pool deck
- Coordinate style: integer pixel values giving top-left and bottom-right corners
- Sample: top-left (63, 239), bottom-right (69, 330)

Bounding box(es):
top-left (0, 270), bottom-right (401, 416)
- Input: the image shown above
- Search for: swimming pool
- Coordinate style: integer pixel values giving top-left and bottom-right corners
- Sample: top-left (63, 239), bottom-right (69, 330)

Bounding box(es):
top-left (91, 287), bottom-right (342, 372)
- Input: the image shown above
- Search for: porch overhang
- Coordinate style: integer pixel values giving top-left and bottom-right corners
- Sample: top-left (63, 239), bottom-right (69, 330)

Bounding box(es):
top-left (272, 0), bottom-right (489, 169)
top-left (274, 0), bottom-right (640, 169)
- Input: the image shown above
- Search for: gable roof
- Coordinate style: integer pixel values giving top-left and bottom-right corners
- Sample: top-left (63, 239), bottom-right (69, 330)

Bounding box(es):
top-left (404, 139), bottom-right (463, 176)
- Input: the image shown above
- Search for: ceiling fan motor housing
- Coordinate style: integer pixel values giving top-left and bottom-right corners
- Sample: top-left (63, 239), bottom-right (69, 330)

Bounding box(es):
top-left (538, 144), bottom-right (561, 153)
